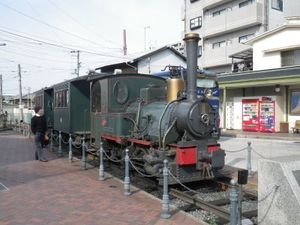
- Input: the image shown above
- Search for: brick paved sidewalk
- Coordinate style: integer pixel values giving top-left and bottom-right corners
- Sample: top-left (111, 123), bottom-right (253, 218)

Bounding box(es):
top-left (0, 132), bottom-right (204, 225)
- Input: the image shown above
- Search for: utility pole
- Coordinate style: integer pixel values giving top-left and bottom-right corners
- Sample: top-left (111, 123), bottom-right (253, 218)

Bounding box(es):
top-left (27, 87), bottom-right (31, 109)
top-left (0, 74), bottom-right (2, 114)
top-left (18, 64), bottom-right (24, 122)
top-left (123, 29), bottom-right (127, 55)
top-left (0, 43), bottom-right (5, 114)
top-left (71, 50), bottom-right (81, 77)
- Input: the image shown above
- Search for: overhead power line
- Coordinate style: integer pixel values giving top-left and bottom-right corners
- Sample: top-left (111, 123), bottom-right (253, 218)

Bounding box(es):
top-left (0, 1), bottom-right (119, 50)
top-left (46, 0), bottom-right (120, 48)
top-left (0, 28), bottom-right (132, 60)
top-left (0, 48), bottom-right (73, 64)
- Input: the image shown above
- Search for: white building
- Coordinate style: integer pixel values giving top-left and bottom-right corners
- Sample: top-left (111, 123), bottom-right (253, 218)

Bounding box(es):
top-left (248, 17), bottom-right (300, 70)
top-left (183, 0), bottom-right (300, 74)
top-left (218, 17), bottom-right (300, 132)
top-left (95, 46), bottom-right (186, 74)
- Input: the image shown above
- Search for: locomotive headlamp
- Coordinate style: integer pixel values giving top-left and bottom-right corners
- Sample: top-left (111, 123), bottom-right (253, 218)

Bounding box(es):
top-left (204, 89), bottom-right (212, 97)
top-left (201, 114), bottom-right (210, 124)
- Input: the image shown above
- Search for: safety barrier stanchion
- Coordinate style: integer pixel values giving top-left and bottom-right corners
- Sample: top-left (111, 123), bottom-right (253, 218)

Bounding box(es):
top-left (50, 129), bottom-right (53, 151)
top-left (124, 148), bottom-right (131, 196)
top-left (247, 141), bottom-right (252, 176)
top-left (27, 125), bottom-right (30, 138)
top-left (22, 124), bottom-right (25, 136)
top-left (81, 137), bottom-right (86, 170)
top-left (58, 131), bottom-right (63, 157)
top-left (230, 179), bottom-right (238, 225)
top-left (68, 134), bottom-right (73, 163)
top-left (99, 142), bottom-right (105, 181)
top-left (160, 159), bottom-right (171, 219)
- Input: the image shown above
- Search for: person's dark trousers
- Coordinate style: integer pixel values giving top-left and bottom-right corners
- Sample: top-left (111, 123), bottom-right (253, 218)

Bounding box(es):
top-left (34, 132), bottom-right (44, 160)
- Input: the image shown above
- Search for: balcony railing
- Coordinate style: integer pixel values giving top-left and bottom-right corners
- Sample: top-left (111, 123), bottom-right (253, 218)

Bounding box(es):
top-left (203, 2), bottom-right (263, 38)
top-left (202, 43), bottom-right (251, 68)
top-left (202, 0), bottom-right (232, 10)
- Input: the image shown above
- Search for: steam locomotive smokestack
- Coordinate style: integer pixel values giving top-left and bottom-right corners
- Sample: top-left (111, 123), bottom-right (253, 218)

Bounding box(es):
top-left (184, 33), bottom-right (200, 102)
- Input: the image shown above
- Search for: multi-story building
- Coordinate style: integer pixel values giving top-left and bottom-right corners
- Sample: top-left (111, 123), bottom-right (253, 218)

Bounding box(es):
top-left (183, 0), bottom-right (300, 73)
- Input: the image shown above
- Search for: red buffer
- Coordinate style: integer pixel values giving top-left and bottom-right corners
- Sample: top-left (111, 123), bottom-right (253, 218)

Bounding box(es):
top-left (176, 146), bottom-right (197, 165)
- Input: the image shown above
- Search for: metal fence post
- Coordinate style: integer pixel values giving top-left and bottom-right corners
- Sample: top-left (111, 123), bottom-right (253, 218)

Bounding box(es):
top-left (50, 129), bottom-right (53, 151)
top-left (247, 141), bottom-right (252, 176)
top-left (27, 125), bottom-right (30, 138)
top-left (161, 159), bottom-right (171, 219)
top-left (99, 142), bottom-right (105, 181)
top-left (68, 134), bottom-right (72, 163)
top-left (58, 131), bottom-right (63, 157)
top-left (81, 137), bottom-right (86, 170)
top-left (238, 184), bottom-right (243, 225)
top-left (22, 124), bottom-right (25, 136)
top-left (124, 148), bottom-right (131, 196)
top-left (230, 179), bottom-right (238, 225)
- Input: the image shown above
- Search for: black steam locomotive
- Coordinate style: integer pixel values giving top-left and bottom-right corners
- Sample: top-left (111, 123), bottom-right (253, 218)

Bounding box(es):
top-left (34, 33), bottom-right (225, 184)
top-left (90, 33), bottom-right (224, 184)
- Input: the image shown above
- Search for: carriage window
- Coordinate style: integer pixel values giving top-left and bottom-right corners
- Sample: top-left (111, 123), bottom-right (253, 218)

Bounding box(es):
top-left (55, 92), bottom-right (58, 107)
top-left (92, 81), bottom-right (101, 112)
top-left (35, 95), bottom-right (42, 108)
top-left (55, 90), bottom-right (68, 108)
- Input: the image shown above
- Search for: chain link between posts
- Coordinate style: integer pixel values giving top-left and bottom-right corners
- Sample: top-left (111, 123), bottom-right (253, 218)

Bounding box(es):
top-left (128, 158), bottom-right (159, 178)
top-left (102, 149), bottom-right (124, 163)
top-left (257, 185), bottom-right (280, 224)
top-left (224, 142), bottom-right (271, 159)
top-left (224, 147), bottom-right (248, 153)
top-left (61, 137), bottom-right (69, 145)
top-left (168, 170), bottom-right (199, 194)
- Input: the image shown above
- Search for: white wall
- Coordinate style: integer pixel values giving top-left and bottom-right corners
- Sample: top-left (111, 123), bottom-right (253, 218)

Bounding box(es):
top-left (138, 50), bottom-right (186, 74)
top-left (253, 27), bottom-right (300, 70)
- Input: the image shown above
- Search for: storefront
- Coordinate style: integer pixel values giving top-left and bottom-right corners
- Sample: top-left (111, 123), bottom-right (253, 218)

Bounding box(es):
top-left (218, 66), bottom-right (300, 133)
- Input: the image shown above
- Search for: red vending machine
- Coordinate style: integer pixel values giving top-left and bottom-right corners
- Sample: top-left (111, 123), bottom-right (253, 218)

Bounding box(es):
top-left (242, 99), bottom-right (260, 131)
top-left (259, 97), bottom-right (275, 132)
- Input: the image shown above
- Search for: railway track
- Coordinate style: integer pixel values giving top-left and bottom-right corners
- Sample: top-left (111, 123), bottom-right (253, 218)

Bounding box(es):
top-left (58, 145), bottom-right (258, 225)
top-left (169, 185), bottom-right (257, 225)
top-left (99, 158), bottom-right (258, 225)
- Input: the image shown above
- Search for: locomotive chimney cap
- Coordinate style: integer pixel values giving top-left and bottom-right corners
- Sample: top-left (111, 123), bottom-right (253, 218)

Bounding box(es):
top-left (184, 33), bottom-right (200, 41)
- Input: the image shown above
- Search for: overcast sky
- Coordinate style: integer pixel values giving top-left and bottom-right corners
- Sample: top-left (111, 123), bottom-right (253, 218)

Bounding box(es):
top-left (0, 0), bottom-right (183, 95)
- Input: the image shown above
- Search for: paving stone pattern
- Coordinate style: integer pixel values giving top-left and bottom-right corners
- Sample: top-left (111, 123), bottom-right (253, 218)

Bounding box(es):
top-left (0, 132), bottom-right (204, 225)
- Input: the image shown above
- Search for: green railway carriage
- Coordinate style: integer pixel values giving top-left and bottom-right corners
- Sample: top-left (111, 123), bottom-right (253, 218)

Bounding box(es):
top-left (89, 74), bottom-right (166, 146)
top-left (33, 87), bottom-right (54, 128)
top-left (53, 76), bottom-right (90, 135)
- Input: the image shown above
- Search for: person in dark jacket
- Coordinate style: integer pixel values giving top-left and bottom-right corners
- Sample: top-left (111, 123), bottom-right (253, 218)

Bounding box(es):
top-left (31, 106), bottom-right (48, 162)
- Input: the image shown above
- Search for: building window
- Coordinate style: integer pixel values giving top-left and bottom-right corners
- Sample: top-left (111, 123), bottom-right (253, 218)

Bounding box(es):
top-left (271, 0), bottom-right (283, 11)
top-left (281, 49), bottom-right (300, 67)
top-left (239, 33), bottom-right (255, 43)
top-left (212, 41), bottom-right (226, 49)
top-left (190, 16), bottom-right (202, 30)
top-left (198, 45), bottom-right (202, 57)
top-left (212, 8), bottom-right (226, 17)
top-left (239, 0), bottom-right (253, 8)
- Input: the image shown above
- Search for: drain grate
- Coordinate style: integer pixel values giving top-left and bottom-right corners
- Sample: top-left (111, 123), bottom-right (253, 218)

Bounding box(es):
top-left (0, 182), bottom-right (9, 192)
